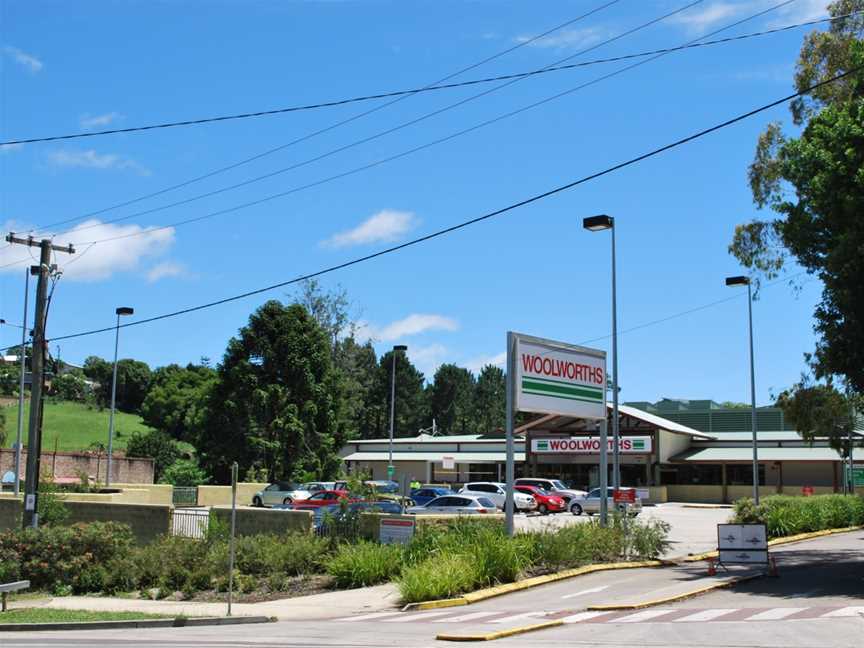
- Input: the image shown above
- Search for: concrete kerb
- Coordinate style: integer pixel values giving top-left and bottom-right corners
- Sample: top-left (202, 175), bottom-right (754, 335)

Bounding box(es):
top-left (402, 561), bottom-right (664, 611)
top-left (680, 525), bottom-right (864, 563)
top-left (0, 616), bottom-right (274, 632)
top-left (437, 619), bottom-right (564, 642)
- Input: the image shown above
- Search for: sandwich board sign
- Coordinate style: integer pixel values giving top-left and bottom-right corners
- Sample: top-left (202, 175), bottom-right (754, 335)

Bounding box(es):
top-left (717, 523), bottom-right (768, 565)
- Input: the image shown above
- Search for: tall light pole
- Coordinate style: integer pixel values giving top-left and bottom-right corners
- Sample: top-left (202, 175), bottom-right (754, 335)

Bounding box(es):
top-left (726, 276), bottom-right (759, 504)
top-left (388, 344), bottom-right (407, 482)
top-left (584, 215), bottom-right (620, 492)
top-left (106, 306), bottom-right (134, 487)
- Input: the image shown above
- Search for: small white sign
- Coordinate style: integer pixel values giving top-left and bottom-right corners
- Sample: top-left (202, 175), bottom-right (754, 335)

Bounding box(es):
top-left (380, 517), bottom-right (416, 545)
top-left (717, 524), bottom-right (767, 550)
top-left (718, 550), bottom-right (769, 564)
top-left (442, 456), bottom-right (455, 470)
top-left (24, 494), bottom-right (35, 511)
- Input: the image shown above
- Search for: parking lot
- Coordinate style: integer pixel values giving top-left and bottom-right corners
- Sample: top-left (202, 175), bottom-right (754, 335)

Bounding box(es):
top-left (514, 502), bottom-right (732, 558)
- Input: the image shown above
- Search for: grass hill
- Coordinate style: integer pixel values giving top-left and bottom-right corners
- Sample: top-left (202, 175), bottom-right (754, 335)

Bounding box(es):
top-left (1, 400), bottom-right (154, 453)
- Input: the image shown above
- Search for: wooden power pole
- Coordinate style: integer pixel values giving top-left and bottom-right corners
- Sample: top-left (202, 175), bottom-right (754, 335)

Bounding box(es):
top-left (5, 235), bottom-right (74, 528)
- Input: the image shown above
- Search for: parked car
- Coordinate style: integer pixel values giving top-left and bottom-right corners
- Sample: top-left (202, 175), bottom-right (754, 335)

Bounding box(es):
top-left (458, 482), bottom-right (536, 511)
top-left (410, 486), bottom-right (454, 506)
top-left (311, 500), bottom-right (403, 534)
top-left (406, 494), bottom-right (497, 515)
top-left (572, 487), bottom-right (642, 516)
top-left (252, 481), bottom-right (312, 507)
top-left (364, 480), bottom-right (399, 494)
top-left (514, 478), bottom-right (588, 514)
top-left (514, 484), bottom-right (566, 515)
top-left (289, 489), bottom-right (354, 509)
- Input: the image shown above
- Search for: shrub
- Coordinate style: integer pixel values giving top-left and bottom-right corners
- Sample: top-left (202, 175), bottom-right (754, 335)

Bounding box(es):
top-left (730, 494), bottom-right (864, 538)
top-left (161, 459), bottom-right (209, 487)
top-left (327, 542), bottom-right (403, 588)
top-left (399, 554), bottom-right (480, 603)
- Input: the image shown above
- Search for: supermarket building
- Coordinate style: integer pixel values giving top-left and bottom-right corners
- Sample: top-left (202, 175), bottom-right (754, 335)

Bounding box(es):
top-left (340, 398), bottom-right (863, 503)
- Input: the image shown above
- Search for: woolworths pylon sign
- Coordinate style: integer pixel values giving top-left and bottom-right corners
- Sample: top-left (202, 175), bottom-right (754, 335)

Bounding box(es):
top-left (512, 333), bottom-right (607, 420)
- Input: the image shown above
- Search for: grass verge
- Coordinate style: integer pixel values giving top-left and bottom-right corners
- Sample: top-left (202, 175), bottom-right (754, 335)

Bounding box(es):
top-left (0, 608), bottom-right (170, 624)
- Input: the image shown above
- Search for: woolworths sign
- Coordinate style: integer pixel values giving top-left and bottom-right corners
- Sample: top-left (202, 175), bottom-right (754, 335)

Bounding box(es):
top-left (532, 436), bottom-right (653, 454)
top-left (512, 333), bottom-right (607, 420)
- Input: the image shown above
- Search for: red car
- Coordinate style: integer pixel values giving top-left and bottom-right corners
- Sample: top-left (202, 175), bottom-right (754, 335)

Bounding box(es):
top-left (290, 490), bottom-right (354, 509)
top-left (514, 485), bottom-right (566, 515)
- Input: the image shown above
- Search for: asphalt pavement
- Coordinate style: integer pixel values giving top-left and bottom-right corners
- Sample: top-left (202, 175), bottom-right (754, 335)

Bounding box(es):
top-left (4, 530), bottom-right (861, 647)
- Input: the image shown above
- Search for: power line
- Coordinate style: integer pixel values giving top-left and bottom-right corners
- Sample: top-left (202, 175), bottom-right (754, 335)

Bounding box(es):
top-left (59, 0), bottom-right (792, 248)
top-left (42, 64), bottom-right (859, 346)
top-left (24, 0), bottom-right (625, 234)
top-left (6, 7), bottom-right (853, 149)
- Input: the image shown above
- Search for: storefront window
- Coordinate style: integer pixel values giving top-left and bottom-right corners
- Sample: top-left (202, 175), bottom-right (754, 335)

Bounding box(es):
top-left (728, 464), bottom-right (765, 485)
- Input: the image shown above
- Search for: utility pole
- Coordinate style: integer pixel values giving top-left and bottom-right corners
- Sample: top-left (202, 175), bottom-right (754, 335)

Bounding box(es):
top-left (5, 235), bottom-right (74, 528)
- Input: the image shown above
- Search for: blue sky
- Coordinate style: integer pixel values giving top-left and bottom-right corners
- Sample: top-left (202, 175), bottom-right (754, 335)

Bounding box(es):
top-left (0, 0), bottom-right (834, 405)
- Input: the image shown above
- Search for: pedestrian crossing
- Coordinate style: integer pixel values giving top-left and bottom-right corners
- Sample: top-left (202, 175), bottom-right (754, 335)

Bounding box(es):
top-left (335, 605), bottom-right (864, 625)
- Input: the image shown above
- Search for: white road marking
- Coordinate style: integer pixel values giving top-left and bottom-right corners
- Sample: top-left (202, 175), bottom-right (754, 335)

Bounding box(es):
top-left (615, 609), bottom-right (677, 623)
top-left (821, 607), bottom-right (864, 618)
top-left (561, 611), bottom-right (612, 624)
top-left (337, 611), bottom-right (404, 622)
top-left (747, 608), bottom-right (807, 621)
top-left (489, 611), bottom-right (545, 624)
top-left (562, 585), bottom-right (609, 599)
top-left (434, 611), bottom-right (502, 623)
top-left (382, 610), bottom-right (454, 623)
top-left (674, 608), bottom-right (739, 622)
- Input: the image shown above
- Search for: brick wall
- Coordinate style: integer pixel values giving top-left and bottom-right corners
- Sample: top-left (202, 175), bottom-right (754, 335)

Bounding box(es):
top-left (0, 448), bottom-right (154, 484)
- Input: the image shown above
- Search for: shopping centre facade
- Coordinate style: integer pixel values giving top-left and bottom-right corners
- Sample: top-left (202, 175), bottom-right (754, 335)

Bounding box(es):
top-left (339, 399), bottom-right (863, 503)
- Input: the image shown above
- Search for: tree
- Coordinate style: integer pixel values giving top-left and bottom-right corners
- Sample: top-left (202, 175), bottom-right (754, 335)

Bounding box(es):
top-left (338, 337), bottom-right (381, 440)
top-left (294, 279), bottom-right (354, 352)
top-left (195, 300), bottom-right (344, 483)
top-left (729, 3), bottom-right (864, 444)
top-left (370, 350), bottom-right (428, 438)
top-left (474, 365), bottom-right (506, 433)
top-left (50, 373), bottom-right (88, 402)
top-left (83, 356), bottom-right (151, 412)
top-left (430, 364), bottom-right (476, 435)
top-left (125, 429), bottom-right (181, 481)
top-left (141, 363), bottom-right (216, 441)
top-left (161, 459), bottom-right (209, 487)
top-left (776, 379), bottom-right (861, 453)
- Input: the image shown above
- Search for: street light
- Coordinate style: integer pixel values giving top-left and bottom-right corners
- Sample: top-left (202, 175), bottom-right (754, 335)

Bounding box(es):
top-left (106, 306), bottom-right (134, 487)
top-left (584, 214), bottom-right (620, 507)
top-left (388, 345), bottom-right (408, 482)
top-left (726, 275), bottom-right (760, 504)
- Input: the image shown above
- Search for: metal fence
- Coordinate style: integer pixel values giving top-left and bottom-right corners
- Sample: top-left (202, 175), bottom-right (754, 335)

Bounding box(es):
top-left (172, 486), bottom-right (198, 507)
top-left (171, 508), bottom-right (210, 539)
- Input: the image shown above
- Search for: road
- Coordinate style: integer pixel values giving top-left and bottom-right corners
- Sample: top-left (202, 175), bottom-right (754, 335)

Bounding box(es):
top-left (3, 530), bottom-right (861, 647)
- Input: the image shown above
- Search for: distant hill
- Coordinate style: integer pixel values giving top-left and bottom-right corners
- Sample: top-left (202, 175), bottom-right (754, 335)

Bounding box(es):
top-left (2, 400), bottom-right (155, 453)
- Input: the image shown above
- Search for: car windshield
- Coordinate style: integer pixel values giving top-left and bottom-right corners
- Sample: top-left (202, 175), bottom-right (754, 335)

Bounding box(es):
top-left (551, 480), bottom-right (570, 490)
top-left (477, 497), bottom-right (495, 508)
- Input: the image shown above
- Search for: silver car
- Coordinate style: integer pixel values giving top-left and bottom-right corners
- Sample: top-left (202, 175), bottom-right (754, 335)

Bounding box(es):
top-left (458, 482), bottom-right (537, 511)
top-left (515, 478), bottom-right (588, 514)
top-left (572, 487), bottom-right (642, 516)
top-left (407, 494), bottom-right (498, 515)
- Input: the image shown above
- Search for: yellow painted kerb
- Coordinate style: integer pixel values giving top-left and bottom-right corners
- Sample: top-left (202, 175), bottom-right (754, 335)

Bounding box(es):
top-left (587, 573), bottom-right (763, 611)
top-left (436, 619), bottom-right (564, 642)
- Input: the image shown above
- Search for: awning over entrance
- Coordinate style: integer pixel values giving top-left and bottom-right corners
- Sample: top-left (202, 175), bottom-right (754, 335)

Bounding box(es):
top-left (671, 447), bottom-right (847, 463)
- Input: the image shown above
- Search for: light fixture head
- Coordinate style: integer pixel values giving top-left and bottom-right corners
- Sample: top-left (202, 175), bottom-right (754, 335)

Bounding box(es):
top-left (725, 276), bottom-right (750, 287)
top-left (116, 307), bottom-right (134, 316)
top-left (583, 214), bottom-right (614, 231)
top-left (393, 345), bottom-right (408, 352)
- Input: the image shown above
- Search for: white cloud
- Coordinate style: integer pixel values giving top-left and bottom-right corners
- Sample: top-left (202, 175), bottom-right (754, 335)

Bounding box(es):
top-left (0, 143), bottom-right (23, 154)
top-left (408, 344), bottom-right (450, 379)
top-left (321, 209), bottom-right (417, 248)
top-left (515, 27), bottom-right (610, 50)
top-left (462, 351), bottom-right (506, 374)
top-left (80, 112), bottom-right (122, 129)
top-left (358, 314), bottom-right (459, 343)
top-left (0, 219), bottom-right (176, 282)
top-left (146, 261), bottom-right (185, 282)
top-left (670, 1), bottom-right (830, 34)
top-left (47, 149), bottom-right (150, 175)
top-left (3, 46), bottom-right (43, 73)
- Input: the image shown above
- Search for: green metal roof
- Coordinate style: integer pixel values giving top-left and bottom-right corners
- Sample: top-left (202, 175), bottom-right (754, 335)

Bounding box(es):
top-left (671, 447), bottom-right (846, 463)
top-left (343, 451), bottom-right (526, 462)
top-left (706, 430), bottom-right (864, 442)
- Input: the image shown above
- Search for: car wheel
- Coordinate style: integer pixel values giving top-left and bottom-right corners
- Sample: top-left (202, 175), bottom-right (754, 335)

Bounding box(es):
top-left (252, 496), bottom-right (262, 507)
top-left (283, 497), bottom-right (293, 505)
top-left (538, 504), bottom-right (549, 515)
top-left (570, 503), bottom-right (583, 516)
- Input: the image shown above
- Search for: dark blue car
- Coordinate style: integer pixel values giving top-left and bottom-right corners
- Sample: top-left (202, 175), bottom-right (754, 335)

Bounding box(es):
top-left (410, 486), bottom-right (454, 506)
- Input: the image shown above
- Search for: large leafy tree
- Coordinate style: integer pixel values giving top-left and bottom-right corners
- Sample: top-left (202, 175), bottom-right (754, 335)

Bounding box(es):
top-left (83, 356), bottom-right (151, 412)
top-left (729, 2), bottom-right (864, 445)
top-left (368, 350), bottom-right (427, 438)
top-left (430, 364), bottom-right (476, 435)
top-left (474, 365), bottom-right (506, 433)
top-left (196, 300), bottom-right (344, 483)
top-left (141, 363), bottom-right (216, 442)
top-left (125, 429), bottom-right (181, 482)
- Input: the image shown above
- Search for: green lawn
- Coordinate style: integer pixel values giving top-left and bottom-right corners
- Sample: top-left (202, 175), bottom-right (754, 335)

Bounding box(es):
top-left (0, 608), bottom-right (170, 624)
top-left (2, 400), bottom-right (155, 452)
